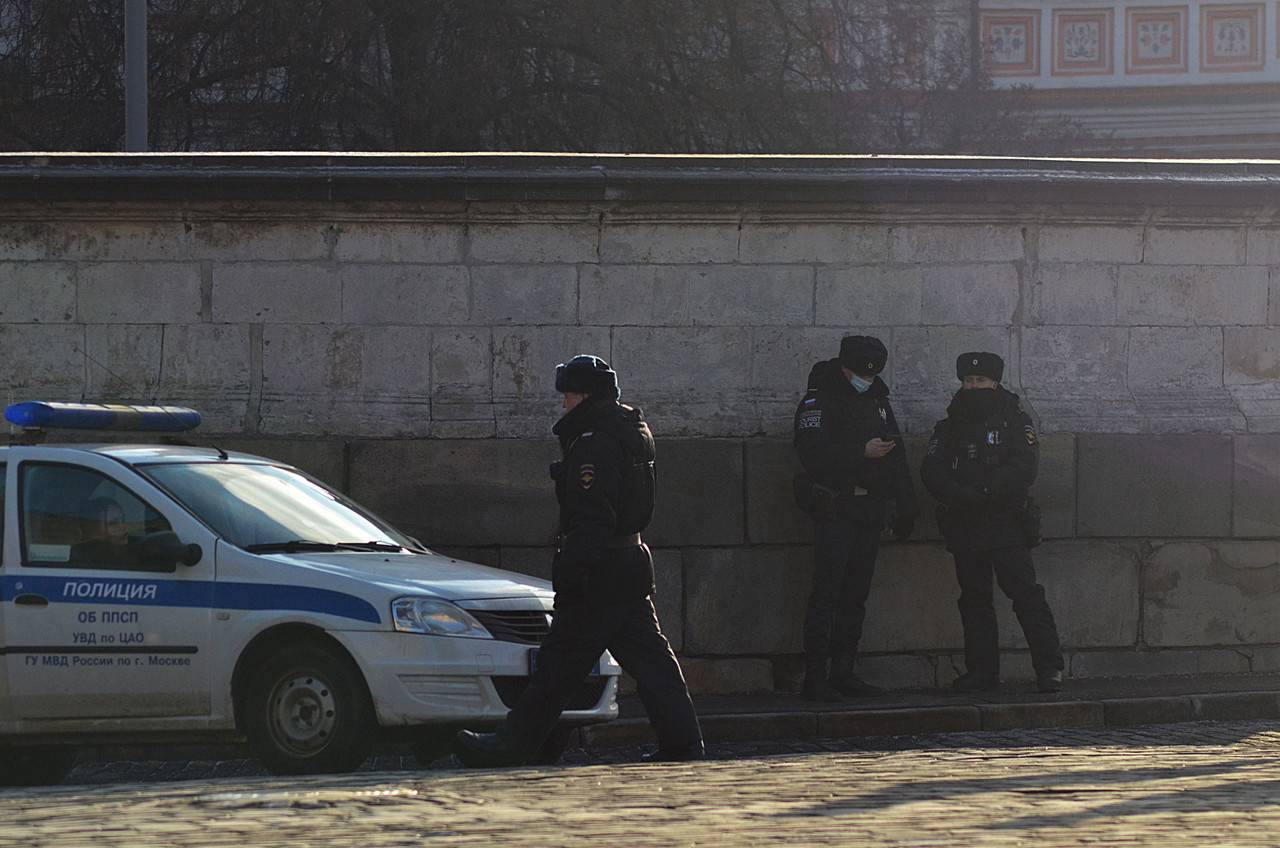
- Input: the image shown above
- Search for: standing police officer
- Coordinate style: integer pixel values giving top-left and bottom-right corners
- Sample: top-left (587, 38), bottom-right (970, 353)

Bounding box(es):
top-left (794, 335), bottom-right (919, 701)
top-left (456, 355), bottom-right (703, 766)
top-left (920, 352), bottom-right (1064, 694)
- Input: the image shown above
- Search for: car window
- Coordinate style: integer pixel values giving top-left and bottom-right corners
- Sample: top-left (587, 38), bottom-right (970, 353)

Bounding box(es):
top-left (21, 463), bottom-right (174, 572)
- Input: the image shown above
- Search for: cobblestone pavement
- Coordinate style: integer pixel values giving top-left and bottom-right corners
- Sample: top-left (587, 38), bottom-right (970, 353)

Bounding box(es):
top-left (8, 722), bottom-right (1280, 846)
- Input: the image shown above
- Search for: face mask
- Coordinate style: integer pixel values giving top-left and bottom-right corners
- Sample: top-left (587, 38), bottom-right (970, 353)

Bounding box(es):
top-left (850, 375), bottom-right (873, 393)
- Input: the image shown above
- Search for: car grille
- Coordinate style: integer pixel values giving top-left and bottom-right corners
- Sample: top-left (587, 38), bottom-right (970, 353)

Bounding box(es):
top-left (469, 610), bottom-right (552, 645)
top-left (492, 676), bottom-right (608, 711)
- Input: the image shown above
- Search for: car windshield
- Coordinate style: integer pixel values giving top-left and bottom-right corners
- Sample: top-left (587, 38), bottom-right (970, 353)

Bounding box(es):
top-left (140, 462), bottom-right (422, 553)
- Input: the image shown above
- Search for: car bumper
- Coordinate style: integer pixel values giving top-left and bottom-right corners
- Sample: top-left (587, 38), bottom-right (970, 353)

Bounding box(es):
top-left (333, 631), bottom-right (620, 727)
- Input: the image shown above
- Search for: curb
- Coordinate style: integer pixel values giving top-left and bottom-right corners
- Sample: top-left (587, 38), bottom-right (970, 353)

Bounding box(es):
top-left (579, 690), bottom-right (1280, 748)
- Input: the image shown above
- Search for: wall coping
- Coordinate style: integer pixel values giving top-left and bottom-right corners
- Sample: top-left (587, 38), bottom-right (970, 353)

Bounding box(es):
top-left (3, 152), bottom-right (1280, 206)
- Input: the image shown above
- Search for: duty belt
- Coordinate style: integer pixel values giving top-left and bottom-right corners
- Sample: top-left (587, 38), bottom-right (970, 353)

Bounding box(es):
top-left (605, 533), bottom-right (643, 548)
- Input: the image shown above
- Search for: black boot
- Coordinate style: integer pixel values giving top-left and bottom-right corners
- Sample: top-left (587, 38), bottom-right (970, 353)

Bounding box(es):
top-left (454, 730), bottom-right (528, 768)
top-left (829, 655), bottom-right (885, 697)
top-left (1036, 669), bottom-right (1063, 693)
top-left (801, 656), bottom-right (844, 702)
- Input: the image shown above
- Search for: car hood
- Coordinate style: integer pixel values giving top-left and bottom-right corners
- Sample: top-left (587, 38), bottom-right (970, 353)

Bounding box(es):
top-left (255, 550), bottom-right (553, 603)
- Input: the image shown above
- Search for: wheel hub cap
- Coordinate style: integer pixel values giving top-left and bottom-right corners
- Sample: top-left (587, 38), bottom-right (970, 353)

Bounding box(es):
top-left (269, 673), bottom-right (338, 756)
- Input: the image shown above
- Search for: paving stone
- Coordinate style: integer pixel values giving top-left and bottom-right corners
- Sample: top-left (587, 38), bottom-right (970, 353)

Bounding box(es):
top-left (978, 700), bottom-right (1104, 731)
top-left (1191, 692), bottom-right (1280, 721)
top-left (817, 706), bottom-right (979, 738)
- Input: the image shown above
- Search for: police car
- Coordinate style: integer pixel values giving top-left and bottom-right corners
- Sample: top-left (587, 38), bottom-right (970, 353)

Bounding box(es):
top-left (0, 402), bottom-right (620, 784)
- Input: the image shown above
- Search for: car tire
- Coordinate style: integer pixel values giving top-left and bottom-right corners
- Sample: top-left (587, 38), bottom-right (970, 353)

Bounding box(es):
top-left (243, 641), bottom-right (374, 775)
top-left (0, 747), bottom-right (77, 786)
top-left (529, 726), bottom-right (572, 766)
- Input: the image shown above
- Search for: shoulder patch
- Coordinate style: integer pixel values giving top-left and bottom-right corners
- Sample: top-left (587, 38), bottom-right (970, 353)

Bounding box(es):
top-left (577, 464), bottom-right (596, 489)
top-left (797, 409), bottom-right (823, 431)
top-left (1024, 424), bottom-right (1038, 446)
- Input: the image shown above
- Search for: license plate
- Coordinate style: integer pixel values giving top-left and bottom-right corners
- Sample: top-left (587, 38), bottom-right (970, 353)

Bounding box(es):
top-left (528, 647), bottom-right (603, 676)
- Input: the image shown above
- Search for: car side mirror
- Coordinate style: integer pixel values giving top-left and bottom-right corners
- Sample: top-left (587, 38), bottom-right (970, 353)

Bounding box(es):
top-left (140, 531), bottom-right (203, 568)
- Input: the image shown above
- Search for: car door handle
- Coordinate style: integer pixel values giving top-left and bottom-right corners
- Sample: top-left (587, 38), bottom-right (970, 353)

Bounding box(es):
top-left (14, 594), bottom-right (48, 607)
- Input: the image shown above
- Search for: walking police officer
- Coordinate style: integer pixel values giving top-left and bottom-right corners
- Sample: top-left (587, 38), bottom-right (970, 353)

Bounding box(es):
top-left (920, 352), bottom-right (1064, 694)
top-left (793, 335), bottom-right (919, 701)
top-left (456, 355), bottom-right (703, 766)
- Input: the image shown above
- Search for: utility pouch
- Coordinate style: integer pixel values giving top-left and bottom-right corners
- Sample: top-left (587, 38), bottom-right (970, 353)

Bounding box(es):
top-left (792, 471), bottom-right (838, 519)
top-left (1019, 496), bottom-right (1043, 549)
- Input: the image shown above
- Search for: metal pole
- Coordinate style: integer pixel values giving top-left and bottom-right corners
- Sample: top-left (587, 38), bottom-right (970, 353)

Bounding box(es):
top-left (124, 0), bottom-right (148, 151)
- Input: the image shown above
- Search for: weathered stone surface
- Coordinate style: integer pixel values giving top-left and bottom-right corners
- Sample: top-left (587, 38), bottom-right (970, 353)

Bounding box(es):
top-left (749, 327), bottom-right (871, 403)
top-left (0, 222), bottom-right (47, 260)
top-left (1039, 226), bottom-right (1143, 264)
top-left (613, 327), bottom-right (752, 404)
top-left (1234, 435), bottom-right (1280, 537)
top-left (649, 440), bottom-right (744, 546)
top-left (1021, 327), bottom-right (1128, 398)
top-left (744, 440), bottom-right (811, 545)
top-left (152, 324), bottom-right (252, 432)
top-left (652, 549), bottom-right (684, 652)
top-left (0, 262), bottom-right (75, 322)
top-left (890, 224), bottom-right (1023, 263)
top-left (739, 223), bottom-right (889, 264)
top-left (212, 263), bottom-right (342, 323)
top-left (1225, 327), bottom-right (1280, 386)
top-left (1102, 696), bottom-right (1193, 726)
top-left (1126, 327), bottom-right (1224, 393)
top-left (1145, 541), bottom-right (1280, 647)
top-left (684, 547), bottom-right (811, 655)
top-left (1077, 435), bottom-right (1232, 537)
top-left (193, 221), bottom-right (333, 261)
top-left (340, 265), bottom-right (469, 324)
top-left (1031, 434), bottom-right (1075, 540)
top-left (1117, 266), bottom-right (1267, 325)
top-left (0, 324), bottom-right (85, 396)
top-left (1248, 228), bottom-right (1280, 265)
top-left (208, 438), bottom-right (347, 489)
top-left (348, 439), bottom-right (560, 546)
top-left (892, 327), bottom-right (1013, 399)
top-left (1191, 691), bottom-right (1280, 721)
top-left (997, 541), bottom-right (1139, 650)
top-left (920, 263), bottom-right (1020, 326)
top-left (334, 223), bottom-right (464, 263)
top-left (468, 222), bottom-right (598, 264)
top-left (600, 222), bottom-right (739, 264)
top-left (78, 263), bottom-right (202, 324)
top-left (492, 325), bottom-right (612, 403)
top-left (1071, 649), bottom-right (1250, 678)
top-left (859, 544), bottom-right (965, 653)
top-left (470, 265), bottom-right (577, 325)
top-left (49, 222), bottom-right (194, 261)
top-left (1144, 226), bottom-right (1246, 265)
top-left (1035, 264), bottom-right (1117, 325)
top-left (979, 701), bottom-right (1103, 731)
top-left (818, 706), bottom-right (980, 737)
top-left (581, 265), bottom-right (813, 326)
top-left (84, 324), bottom-right (162, 400)
top-left (678, 658), bottom-right (774, 695)
top-left (816, 266), bottom-right (922, 326)
top-left (431, 329), bottom-right (492, 402)
top-left (846, 654), bottom-right (938, 690)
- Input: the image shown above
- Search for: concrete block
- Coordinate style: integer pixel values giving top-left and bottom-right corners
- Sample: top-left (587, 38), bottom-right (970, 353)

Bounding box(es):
top-left (49, 222), bottom-right (193, 261)
top-left (739, 223), bottom-right (889, 264)
top-left (1035, 264), bottom-right (1117, 325)
top-left (340, 265), bottom-right (469, 325)
top-left (921, 264), bottom-right (1020, 326)
top-left (581, 265), bottom-right (813, 326)
top-left (431, 329), bottom-right (492, 402)
top-left (0, 223), bottom-right (47, 260)
top-left (749, 327), bottom-right (870, 403)
top-left (1039, 226), bottom-right (1143, 264)
top-left (1248, 229), bottom-right (1280, 265)
top-left (1103, 697), bottom-right (1193, 726)
top-left (890, 224), bottom-right (1024, 262)
top-left (1144, 226), bottom-right (1246, 265)
top-left (745, 440), bottom-right (812, 545)
top-left (347, 439), bottom-right (561, 546)
top-left (0, 325), bottom-right (86, 397)
top-left (996, 541), bottom-right (1140, 651)
top-left (816, 266), bottom-right (922, 326)
top-left (860, 543), bottom-right (966, 653)
top-left (84, 324), bottom-right (162, 400)
top-left (206, 438), bottom-right (347, 489)
top-left (1022, 327), bottom-right (1128, 398)
top-left (978, 701), bottom-right (1103, 731)
top-left (193, 222), bottom-right (332, 261)
top-left (492, 325), bottom-right (612, 403)
top-left (1191, 692), bottom-right (1280, 721)
top-left (1031, 434), bottom-right (1075, 540)
top-left (1127, 327), bottom-right (1224, 393)
top-left (1235, 436), bottom-right (1280, 536)
top-left (1077, 435), bottom-right (1232, 537)
top-left (1071, 648), bottom-right (1250, 678)
top-left (677, 659), bottom-right (774, 695)
top-left (613, 327), bottom-right (752, 403)
top-left (818, 706), bottom-right (980, 738)
top-left (847, 654), bottom-right (938, 690)
top-left (0, 263), bottom-right (75, 322)
top-left (468, 222), bottom-right (598, 264)
top-left (652, 549), bottom-right (684, 652)
top-left (600, 223), bottom-right (739, 264)
top-left (212, 263), bottom-right (341, 323)
top-left (1117, 266), bottom-right (1267, 326)
top-left (648, 439), bottom-right (744, 546)
top-left (470, 265), bottom-right (577, 325)
top-left (333, 223), bottom-right (463, 263)
top-left (1270, 269), bottom-right (1280, 324)
top-left (152, 324), bottom-right (252, 431)
top-left (1225, 327), bottom-right (1280, 386)
top-left (684, 547), bottom-right (811, 655)
top-left (1145, 541), bottom-right (1280, 647)
top-left (78, 263), bottom-right (202, 324)
top-left (892, 327), bottom-right (1012, 399)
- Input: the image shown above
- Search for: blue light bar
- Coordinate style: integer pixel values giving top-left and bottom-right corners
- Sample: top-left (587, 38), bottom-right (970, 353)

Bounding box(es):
top-left (5, 402), bottom-right (201, 432)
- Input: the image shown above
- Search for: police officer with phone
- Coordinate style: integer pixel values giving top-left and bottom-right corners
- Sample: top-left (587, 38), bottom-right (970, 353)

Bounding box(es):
top-left (793, 335), bottom-right (919, 701)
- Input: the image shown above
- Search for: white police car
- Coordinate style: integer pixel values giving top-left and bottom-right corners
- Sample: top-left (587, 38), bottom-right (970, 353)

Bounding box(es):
top-left (0, 402), bottom-right (619, 784)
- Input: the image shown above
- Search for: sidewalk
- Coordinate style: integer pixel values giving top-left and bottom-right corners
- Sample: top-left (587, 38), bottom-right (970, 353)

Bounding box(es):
top-left (582, 673), bottom-right (1280, 748)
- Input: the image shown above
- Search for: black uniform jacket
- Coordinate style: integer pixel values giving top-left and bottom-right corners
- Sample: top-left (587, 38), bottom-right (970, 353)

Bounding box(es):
top-left (794, 358), bottom-right (919, 524)
top-left (920, 387), bottom-right (1038, 552)
top-left (551, 397), bottom-right (657, 602)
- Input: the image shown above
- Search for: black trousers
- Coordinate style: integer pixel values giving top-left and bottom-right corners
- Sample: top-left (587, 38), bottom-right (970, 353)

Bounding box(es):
top-left (803, 516), bottom-right (882, 662)
top-left (953, 546), bottom-right (1063, 678)
top-left (504, 595), bottom-right (702, 753)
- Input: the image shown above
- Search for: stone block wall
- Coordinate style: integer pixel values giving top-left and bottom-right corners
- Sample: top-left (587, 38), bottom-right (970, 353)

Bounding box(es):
top-left (3, 154), bottom-right (1280, 693)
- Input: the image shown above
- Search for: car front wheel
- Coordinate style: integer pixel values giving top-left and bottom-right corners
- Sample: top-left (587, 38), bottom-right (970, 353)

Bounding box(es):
top-left (244, 642), bottom-right (374, 775)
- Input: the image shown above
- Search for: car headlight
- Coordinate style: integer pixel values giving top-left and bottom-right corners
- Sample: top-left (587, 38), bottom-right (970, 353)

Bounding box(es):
top-left (391, 597), bottom-right (493, 638)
